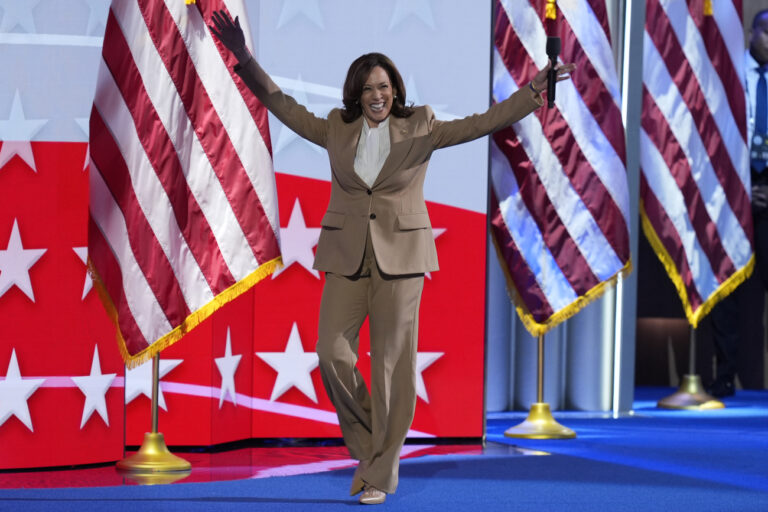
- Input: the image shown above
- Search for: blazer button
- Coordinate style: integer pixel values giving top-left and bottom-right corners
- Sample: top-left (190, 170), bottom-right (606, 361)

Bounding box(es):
top-left (367, 189), bottom-right (372, 195)
top-left (369, 213), bottom-right (376, 220)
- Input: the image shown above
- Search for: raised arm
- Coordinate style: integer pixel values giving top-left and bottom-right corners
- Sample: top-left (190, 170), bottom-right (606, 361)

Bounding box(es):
top-left (429, 62), bottom-right (575, 149)
top-left (209, 10), bottom-right (328, 148)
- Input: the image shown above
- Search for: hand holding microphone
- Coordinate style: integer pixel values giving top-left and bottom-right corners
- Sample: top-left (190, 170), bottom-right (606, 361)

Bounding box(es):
top-left (530, 37), bottom-right (576, 108)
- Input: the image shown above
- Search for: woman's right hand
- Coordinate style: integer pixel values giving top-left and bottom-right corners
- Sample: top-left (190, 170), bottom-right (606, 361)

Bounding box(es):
top-left (209, 10), bottom-right (250, 63)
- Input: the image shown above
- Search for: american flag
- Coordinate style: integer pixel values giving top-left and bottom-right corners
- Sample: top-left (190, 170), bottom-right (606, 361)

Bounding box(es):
top-left (88, 0), bottom-right (281, 367)
top-left (640, 0), bottom-right (753, 327)
top-left (490, 0), bottom-right (631, 335)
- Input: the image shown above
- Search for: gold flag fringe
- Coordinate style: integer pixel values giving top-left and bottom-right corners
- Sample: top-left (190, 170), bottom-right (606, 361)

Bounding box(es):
top-left (491, 233), bottom-right (633, 337)
top-left (88, 256), bottom-right (282, 369)
top-left (185, 0), bottom-right (196, 5)
top-left (546, 0), bottom-right (557, 20)
top-left (704, 0), bottom-right (713, 16)
top-left (640, 200), bottom-right (754, 328)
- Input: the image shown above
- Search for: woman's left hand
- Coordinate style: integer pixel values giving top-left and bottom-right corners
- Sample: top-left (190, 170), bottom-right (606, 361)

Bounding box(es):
top-left (530, 62), bottom-right (576, 94)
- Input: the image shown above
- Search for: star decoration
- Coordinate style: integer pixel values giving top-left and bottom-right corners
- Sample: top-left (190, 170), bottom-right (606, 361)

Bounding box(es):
top-left (273, 198), bottom-right (321, 279)
top-left (405, 76), bottom-right (454, 121)
top-left (276, 0), bottom-right (324, 30)
top-left (389, 0), bottom-right (435, 30)
top-left (71, 345), bottom-right (117, 428)
top-left (415, 352), bottom-right (443, 403)
top-left (73, 247), bottom-right (93, 299)
top-left (82, 147), bottom-right (90, 172)
top-left (0, 219), bottom-right (47, 302)
top-left (124, 357), bottom-right (183, 411)
top-left (0, 90), bottom-right (49, 171)
top-left (0, 0), bottom-right (41, 33)
top-left (0, 141), bottom-right (37, 172)
top-left (73, 117), bottom-right (91, 170)
top-left (215, 327), bottom-right (242, 408)
top-left (256, 323), bottom-right (319, 403)
top-left (274, 75), bottom-right (336, 155)
top-left (75, 116), bottom-right (89, 138)
top-left (425, 227), bottom-right (446, 280)
top-left (0, 349), bottom-right (45, 431)
top-left (82, 0), bottom-right (108, 36)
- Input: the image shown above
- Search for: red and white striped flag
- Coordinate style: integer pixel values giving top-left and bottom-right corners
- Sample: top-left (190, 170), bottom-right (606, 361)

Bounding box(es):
top-left (491, 0), bottom-right (631, 335)
top-left (88, 0), bottom-right (281, 367)
top-left (640, 0), bottom-right (753, 327)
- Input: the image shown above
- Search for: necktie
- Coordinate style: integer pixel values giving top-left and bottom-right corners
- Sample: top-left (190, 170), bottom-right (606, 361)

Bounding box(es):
top-left (753, 67), bottom-right (767, 172)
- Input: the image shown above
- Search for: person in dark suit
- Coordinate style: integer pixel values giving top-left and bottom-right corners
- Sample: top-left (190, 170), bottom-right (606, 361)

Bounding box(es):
top-left (210, 10), bottom-right (574, 504)
top-left (708, 9), bottom-right (768, 398)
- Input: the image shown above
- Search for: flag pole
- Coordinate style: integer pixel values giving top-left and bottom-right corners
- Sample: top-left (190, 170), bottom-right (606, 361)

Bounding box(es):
top-left (657, 327), bottom-right (724, 410)
top-left (504, 333), bottom-right (576, 439)
top-left (116, 354), bottom-right (191, 481)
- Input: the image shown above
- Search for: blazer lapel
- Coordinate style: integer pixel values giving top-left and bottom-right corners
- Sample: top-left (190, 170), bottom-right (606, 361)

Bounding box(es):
top-left (337, 116), bottom-right (371, 189)
top-left (373, 115), bottom-right (413, 188)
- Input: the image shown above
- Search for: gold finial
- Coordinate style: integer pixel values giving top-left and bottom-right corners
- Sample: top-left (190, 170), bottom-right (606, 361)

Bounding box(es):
top-left (704, 0), bottom-right (713, 16)
top-left (546, 0), bottom-right (557, 20)
top-left (185, 0), bottom-right (196, 4)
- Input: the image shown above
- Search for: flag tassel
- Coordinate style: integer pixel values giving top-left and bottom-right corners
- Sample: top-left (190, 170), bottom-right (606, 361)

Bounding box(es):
top-left (545, 0), bottom-right (557, 19)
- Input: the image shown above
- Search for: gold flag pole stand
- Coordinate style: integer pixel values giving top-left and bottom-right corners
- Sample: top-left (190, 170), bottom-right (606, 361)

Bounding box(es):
top-left (657, 327), bottom-right (724, 410)
top-left (116, 354), bottom-right (191, 484)
top-left (504, 333), bottom-right (576, 439)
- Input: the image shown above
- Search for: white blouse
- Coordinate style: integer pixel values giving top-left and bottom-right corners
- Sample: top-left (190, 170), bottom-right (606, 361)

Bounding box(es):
top-left (354, 116), bottom-right (391, 187)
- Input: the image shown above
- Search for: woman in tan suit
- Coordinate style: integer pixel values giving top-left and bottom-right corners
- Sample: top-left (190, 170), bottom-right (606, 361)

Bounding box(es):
top-left (210, 11), bottom-right (573, 505)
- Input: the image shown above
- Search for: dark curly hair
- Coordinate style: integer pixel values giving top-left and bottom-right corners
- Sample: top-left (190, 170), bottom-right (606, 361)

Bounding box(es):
top-left (341, 52), bottom-right (414, 123)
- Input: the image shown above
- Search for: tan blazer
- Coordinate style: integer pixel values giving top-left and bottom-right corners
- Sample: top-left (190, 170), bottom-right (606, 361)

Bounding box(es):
top-left (236, 58), bottom-right (542, 276)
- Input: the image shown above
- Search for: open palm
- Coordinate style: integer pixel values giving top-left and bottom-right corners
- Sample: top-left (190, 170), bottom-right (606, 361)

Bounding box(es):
top-left (209, 10), bottom-right (247, 59)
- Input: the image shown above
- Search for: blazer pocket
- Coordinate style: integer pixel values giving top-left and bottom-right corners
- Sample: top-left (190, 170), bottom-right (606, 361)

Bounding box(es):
top-left (397, 212), bottom-right (431, 230)
top-left (320, 211), bottom-right (346, 229)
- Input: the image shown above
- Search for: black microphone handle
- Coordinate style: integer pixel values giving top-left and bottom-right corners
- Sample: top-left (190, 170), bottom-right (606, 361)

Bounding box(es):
top-left (547, 57), bottom-right (557, 108)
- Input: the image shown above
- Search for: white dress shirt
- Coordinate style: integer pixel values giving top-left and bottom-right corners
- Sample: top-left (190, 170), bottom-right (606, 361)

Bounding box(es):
top-left (354, 116), bottom-right (390, 187)
top-left (746, 49), bottom-right (763, 146)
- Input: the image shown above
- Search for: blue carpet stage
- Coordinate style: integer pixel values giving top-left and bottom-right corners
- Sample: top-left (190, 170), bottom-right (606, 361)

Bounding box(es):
top-left (0, 388), bottom-right (766, 511)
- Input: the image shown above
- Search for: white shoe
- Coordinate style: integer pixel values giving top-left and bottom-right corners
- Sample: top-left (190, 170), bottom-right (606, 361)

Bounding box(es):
top-left (359, 485), bottom-right (386, 505)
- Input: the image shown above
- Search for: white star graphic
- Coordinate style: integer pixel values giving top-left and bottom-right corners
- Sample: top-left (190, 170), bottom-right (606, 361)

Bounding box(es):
top-left (75, 116), bottom-right (89, 138)
top-left (389, 0), bottom-right (435, 30)
top-left (0, 0), bottom-right (41, 33)
top-left (273, 198), bottom-right (321, 279)
top-left (257, 323), bottom-right (319, 403)
top-left (415, 352), bottom-right (443, 403)
top-left (74, 117), bottom-right (90, 170)
top-left (82, 146), bottom-right (90, 172)
top-left (425, 227), bottom-right (446, 280)
top-left (73, 247), bottom-right (93, 300)
top-left (405, 76), bottom-right (455, 121)
top-left (82, 0), bottom-right (108, 36)
top-left (274, 75), bottom-right (336, 155)
top-left (0, 219), bottom-right (47, 302)
top-left (71, 345), bottom-right (117, 428)
top-left (215, 327), bottom-right (242, 408)
top-left (0, 349), bottom-right (45, 432)
top-left (124, 358), bottom-right (183, 411)
top-left (0, 91), bottom-right (49, 171)
top-left (0, 141), bottom-right (37, 172)
top-left (276, 0), bottom-right (324, 29)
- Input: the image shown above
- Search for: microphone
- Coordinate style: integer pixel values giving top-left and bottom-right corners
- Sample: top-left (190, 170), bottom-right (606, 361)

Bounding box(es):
top-left (546, 36), bottom-right (561, 108)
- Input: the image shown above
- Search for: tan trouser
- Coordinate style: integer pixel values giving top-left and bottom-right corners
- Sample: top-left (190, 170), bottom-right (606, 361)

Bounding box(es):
top-left (316, 234), bottom-right (424, 494)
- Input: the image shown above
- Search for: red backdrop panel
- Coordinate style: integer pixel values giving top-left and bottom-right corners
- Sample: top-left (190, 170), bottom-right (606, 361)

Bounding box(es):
top-left (0, 143), bottom-right (486, 468)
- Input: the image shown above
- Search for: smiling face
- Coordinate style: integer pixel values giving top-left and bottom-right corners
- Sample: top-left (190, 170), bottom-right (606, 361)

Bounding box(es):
top-left (360, 66), bottom-right (396, 127)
